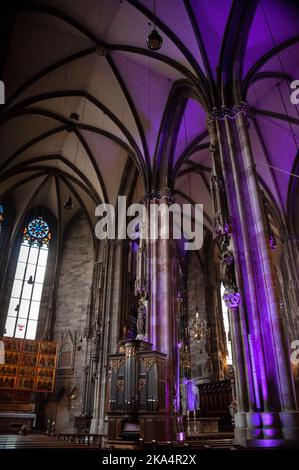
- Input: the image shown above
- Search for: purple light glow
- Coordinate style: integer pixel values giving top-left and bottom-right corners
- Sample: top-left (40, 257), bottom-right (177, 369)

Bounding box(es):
top-left (185, 379), bottom-right (196, 412)
top-left (255, 439), bottom-right (285, 448)
top-left (248, 413), bottom-right (262, 427)
top-left (262, 413), bottom-right (277, 427)
top-left (263, 428), bottom-right (281, 438)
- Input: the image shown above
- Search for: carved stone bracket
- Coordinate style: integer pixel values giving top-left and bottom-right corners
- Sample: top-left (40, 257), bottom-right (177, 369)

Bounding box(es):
top-left (223, 288), bottom-right (241, 310)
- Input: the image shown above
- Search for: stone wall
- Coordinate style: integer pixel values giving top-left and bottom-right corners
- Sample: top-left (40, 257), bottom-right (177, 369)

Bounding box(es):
top-left (44, 212), bottom-right (94, 433)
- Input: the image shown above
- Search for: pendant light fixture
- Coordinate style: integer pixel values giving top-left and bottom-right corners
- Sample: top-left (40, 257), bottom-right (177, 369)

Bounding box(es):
top-left (0, 202), bottom-right (4, 235)
top-left (27, 275), bottom-right (34, 285)
top-left (64, 97), bottom-right (87, 211)
top-left (64, 195), bottom-right (74, 210)
top-left (147, 0), bottom-right (163, 51)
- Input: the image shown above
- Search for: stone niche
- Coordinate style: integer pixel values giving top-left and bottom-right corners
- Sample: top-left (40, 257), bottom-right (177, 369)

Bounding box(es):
top-left (58, 330), bottom-right (76, 371)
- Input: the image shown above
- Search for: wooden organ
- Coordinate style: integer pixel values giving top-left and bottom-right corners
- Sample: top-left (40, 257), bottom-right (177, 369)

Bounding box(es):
top-left (107, 339), bottom-right (167, 442)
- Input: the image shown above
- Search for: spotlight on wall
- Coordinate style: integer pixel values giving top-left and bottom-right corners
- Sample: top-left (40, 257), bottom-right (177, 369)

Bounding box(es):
top-left (146, 28), bottom-right (163, 51)
top-left (27, 275), bottom-right (34, 285)
top-left (64, 196), bottom-right (74, 210)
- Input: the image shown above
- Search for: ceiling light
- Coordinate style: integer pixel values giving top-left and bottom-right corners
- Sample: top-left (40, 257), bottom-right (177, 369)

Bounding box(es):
top-left (69, 112), bottom-right (80, 121)
top-left (95, 43), bottom-right (107, 57)
top-left (27, 275), bottom-right (34, 285)
top-left (64, 196), bottom-right (74, 210)
top-left (146, 29), bottom-right (163, 51)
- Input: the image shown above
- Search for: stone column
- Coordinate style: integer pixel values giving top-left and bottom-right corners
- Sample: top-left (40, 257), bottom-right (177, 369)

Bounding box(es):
top-left (207, 103), bottom-right (299, 446)
top-left (89, 261), bottom-right (104, 432)
top-left (111, 239), bottom-right (128, 345)
top-left (147, 189), bottom-right (179, 439)
top-left (208, 121), bottom-right (250, 420)
top-left (90, 241), bottom-right (111, 434)
top-left (92, 239), bottom-right (130, 435)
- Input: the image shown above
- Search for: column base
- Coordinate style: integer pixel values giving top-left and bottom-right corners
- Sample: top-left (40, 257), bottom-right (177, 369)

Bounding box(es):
top-left (90, 417), bottom-right (99, 435)
top-left (233, 438), bottom-right (297, 448)
top-left (234, 411), bottom-right (299, 447)
top-left (279, 410), bottom-right (299, 441)
top-left (90, 417), bottom-right (107, 435)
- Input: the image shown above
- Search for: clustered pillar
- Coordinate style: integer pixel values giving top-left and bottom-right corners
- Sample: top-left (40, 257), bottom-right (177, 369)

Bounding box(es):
top-left (207, 103), bottom-right (299, 446)
top-left (146, 189), bottom-right (179, 439)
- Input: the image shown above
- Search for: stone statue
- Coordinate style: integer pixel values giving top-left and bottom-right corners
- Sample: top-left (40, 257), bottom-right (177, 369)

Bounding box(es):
top-left (136, 293), bottom-right (147, 340)
top-left (219, 235), bottom-right (240, 310)
top-left (219, 235), bottom-right (235, 290)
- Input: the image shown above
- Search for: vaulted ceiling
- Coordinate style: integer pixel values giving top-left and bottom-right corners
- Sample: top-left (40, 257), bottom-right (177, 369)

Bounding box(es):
top-left (0, 0), bottom-right (299, 240)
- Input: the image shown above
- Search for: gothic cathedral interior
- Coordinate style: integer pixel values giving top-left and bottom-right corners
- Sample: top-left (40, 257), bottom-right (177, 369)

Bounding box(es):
top-left (0, 0), bottom-right (299, 461)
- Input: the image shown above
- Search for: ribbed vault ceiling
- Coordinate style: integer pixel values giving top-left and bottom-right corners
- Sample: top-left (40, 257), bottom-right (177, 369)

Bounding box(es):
top-left (0, 0), bottom-right (299, 240)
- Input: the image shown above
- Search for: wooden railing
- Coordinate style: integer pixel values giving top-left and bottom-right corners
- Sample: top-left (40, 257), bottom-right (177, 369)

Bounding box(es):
top-left (52, 433), bottom-right (105, 448)
top-left (105, 438), bottom-right (234, 451)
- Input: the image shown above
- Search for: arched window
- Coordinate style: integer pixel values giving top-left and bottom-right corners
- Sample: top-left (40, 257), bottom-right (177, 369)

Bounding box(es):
top-left (220, 283), bottom-right (232, 365)
top-left (4, 217), bottom-right (51, 340)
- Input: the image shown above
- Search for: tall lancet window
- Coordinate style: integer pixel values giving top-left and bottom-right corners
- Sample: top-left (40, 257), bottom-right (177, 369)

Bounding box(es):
top-left (4, 217), bottom-right (51, 340)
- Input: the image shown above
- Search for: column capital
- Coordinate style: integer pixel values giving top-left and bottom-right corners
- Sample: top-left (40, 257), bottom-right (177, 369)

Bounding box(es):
top-left (144, 188), bottom-right (175, 203)
top-left (206, 102), bottom-right (249, 126)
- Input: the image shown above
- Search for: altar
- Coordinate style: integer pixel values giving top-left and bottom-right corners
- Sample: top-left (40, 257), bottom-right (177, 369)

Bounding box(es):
top-left (0, 412), bottom-right (36, 432)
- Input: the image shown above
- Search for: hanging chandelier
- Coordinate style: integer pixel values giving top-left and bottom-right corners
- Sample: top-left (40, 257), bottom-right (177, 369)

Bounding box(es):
top-left (64, 195), bottom-right (73, 210)
top-left (147, 28), bottom-right (163, 51)
top-left (146, 0), bottom-right (163, 51)
top-left (189, 308), bottom-right (210, 342)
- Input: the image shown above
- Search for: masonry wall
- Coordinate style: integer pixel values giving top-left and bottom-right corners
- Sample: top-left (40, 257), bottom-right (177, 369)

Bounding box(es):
top-left (44, 212), bottom-right (94, 433)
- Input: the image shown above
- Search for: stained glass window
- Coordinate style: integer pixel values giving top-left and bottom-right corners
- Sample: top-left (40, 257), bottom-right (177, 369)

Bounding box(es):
top-left (23, 217), bottom-right (51, 247)
top-left (4, 217), bottom-right (51, 340)
top-left (0, 202), bottom-right (4, 234)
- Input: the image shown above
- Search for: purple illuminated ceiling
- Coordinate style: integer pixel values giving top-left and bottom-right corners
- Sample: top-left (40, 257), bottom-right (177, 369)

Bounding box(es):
top-left (0, 0), bottom-right (298, 236)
